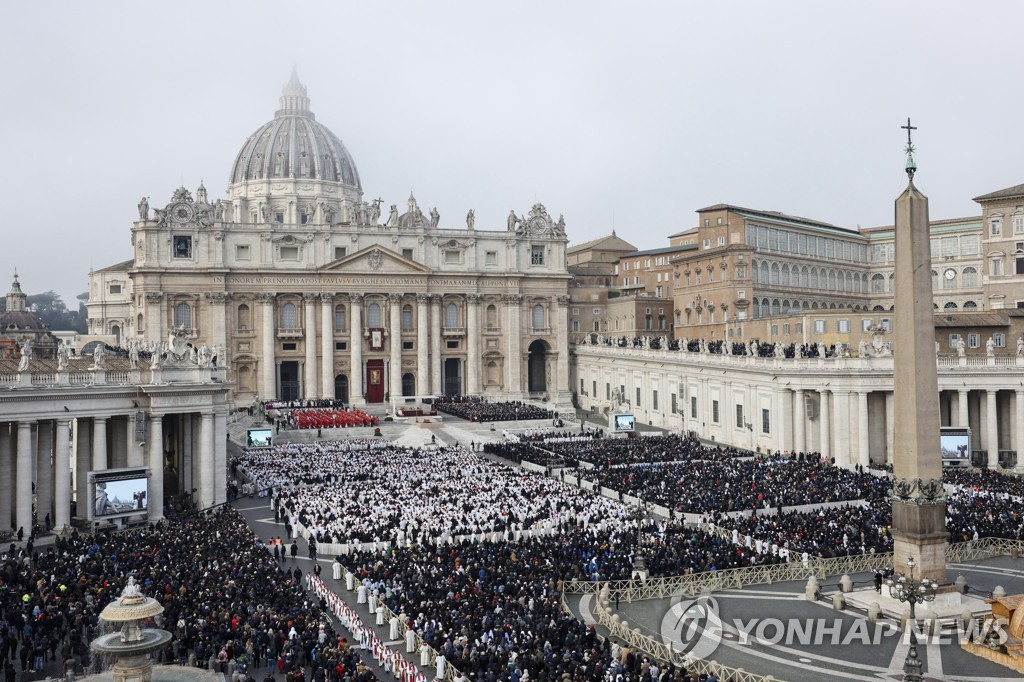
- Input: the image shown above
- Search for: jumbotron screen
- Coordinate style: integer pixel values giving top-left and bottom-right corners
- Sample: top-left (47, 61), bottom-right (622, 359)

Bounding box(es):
top-left (247, 428), bottom-right (273, 448)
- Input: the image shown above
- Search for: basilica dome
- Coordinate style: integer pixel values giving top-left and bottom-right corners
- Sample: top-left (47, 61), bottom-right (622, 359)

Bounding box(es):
top-left (230, 71), bottom-right (361, 190)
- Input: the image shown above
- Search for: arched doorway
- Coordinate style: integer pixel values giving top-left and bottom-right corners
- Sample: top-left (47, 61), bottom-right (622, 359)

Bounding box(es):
top-left (527, 340), bottom-right (549, 393)
top-left (334, 374), bottom-right (349, 404)
top-left (402, 373), bottom-right (415, 397)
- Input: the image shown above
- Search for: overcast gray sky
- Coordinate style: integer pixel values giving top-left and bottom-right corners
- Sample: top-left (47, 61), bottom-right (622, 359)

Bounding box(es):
top-left (3, 1), bottom-right (1021, 304)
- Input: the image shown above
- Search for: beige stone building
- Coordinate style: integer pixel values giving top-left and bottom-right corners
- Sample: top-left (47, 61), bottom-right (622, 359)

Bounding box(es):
top-left (87, 73), bottom-right (572, 407)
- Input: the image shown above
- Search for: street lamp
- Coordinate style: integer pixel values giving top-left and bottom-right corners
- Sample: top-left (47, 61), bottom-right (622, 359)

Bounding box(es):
top-left (886, 556), bottom-right (940, 682)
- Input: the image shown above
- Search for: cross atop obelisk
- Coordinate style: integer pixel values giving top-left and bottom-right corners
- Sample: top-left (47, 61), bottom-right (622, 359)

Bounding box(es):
top-left (901, 118), bottom-right (918, 180)
top-left (890, 118), bottom-right (947, 583)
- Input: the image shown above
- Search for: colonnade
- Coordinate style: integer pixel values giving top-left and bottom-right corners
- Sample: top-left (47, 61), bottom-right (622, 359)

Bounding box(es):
top-left (0, 409), bottom-right (228, 532)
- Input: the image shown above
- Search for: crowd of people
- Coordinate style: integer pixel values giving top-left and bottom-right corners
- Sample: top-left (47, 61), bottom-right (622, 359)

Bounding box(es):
top-left (591, 335), bottom-right (841, 359)
top-left (943, 467), bottom-right (1024, 498)
top-left (433, 396), bottom-right (554, 422)
top-left (0, 508), bottom-right (380, 682)
top-left (287, 409), bottom-right (379, 430)
top-left (539, 434), bottom-right (749, 467)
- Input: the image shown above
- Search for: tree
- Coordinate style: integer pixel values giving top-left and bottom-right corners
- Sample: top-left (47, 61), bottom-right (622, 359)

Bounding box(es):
top-left (23, 290), bottom-right (87, 333)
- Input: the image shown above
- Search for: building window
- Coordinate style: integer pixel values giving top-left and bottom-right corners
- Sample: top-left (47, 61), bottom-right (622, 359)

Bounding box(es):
top-left (671, 393), bottom-right (677, 414)
top-left (334, 305), bottom-right (346, 331)
top-left (279, 246), bottom-right (299, 260)
top-left (1014, 214), bottom-right (1024, 234)
top-left (335, 341), bottom-right (347, 351)
top-left (334, 247), bottom-right (347, 260)
top-left (691, 396), bottom-right (697, 419)
top-left (531, 246), bottom-right (545, 265)
top-left (236, 244), bottom-right (251, 261)
top-left (485, 251), bottom-right (497, 265)
top-left (174, 302), bottom-right (192, 329)
top-left (592, 380), bottom-right (597, 396)
top-left (962, 267), bottom-right (978, 288)
top-left (402, 305), bottom-right (413, 330)
top-left (606, 383), bottom-right (611, 400)
top-left (445, 303), bottom-right (458, 329)
top-left (173, 236), bottom-right (192, 259)
top-left (282, 342), bottom-right (296, 351)
top-left (862, 319), bottom-right (872, 332)
top-left (991, 218), bottom-right (1002, 236)
top-left (967, 333), bottom-right (980, 348)
top-left (948, 334), bottom-right (960, 349)
top-left (444, 250), bottom-right (460, 264)
top-left (280, 302), bottom-right (297, 329)
top-left (403, 341), bottom-right (414, 350)
top-left (108, 284), bottom-right (122, 294)
top-left (237, 304), bottom-right (251, 330)
top-left (532, 304), bottom-right (545, 330)
top-left (275, 212), bottom-right (285, 224)
top-left (486, 304), bottom-right (498, 330)
top-left (735, 404), bottom-right (744, 429)
top-left (446, 340), bottom-right (459, 349)
top-left (762, 408), bottom-right (771, 434)
top-left (402, 248), bottom-right (414, 260)
top-left (993, 333), bottom-right (1006, 348)
top-left (367, 302), bottom-right (382, 328)
top-left (813, 319), bottom-right (825, 334)
top-left (992, 258), bottom-right (1003, 277)
top-left (571, 319), bottom-right (580, 332)
top-left (712, 400), bottom-right (719, 424)
top-left (635, 387), bottom-right (641, 407)
top-left (838, 319), bottom-right (850, 333)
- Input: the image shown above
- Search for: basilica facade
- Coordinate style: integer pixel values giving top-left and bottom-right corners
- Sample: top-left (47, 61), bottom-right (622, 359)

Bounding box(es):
top-left (87, 73), bottom-right (572, 407)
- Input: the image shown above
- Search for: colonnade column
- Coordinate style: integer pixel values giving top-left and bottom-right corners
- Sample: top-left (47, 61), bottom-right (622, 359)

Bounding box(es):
top-left (16, 422), bottom-right (32, 535)
top-left (466, 295), bottom-right (480, 395)
top-left (885, 391), bottom-right (895, 466)
top-left (54, 420), bottom-right (71, 531)
top-left (793, 389), bottom-right (806, 454)
top-left (303, 294), bottom-right (318, 400)
top-left (958, 388), bottom-right (969, 428)
top-left (818, 390), bottom-right (830, 460)
top-left (1015, 389), bottom-right (1024, 473)
top-left (36, 422), bottom-right (53, 527)
top-left (986, 389), bottom-right (999, 468)
top-left (0, 425), bottom-right (12, 530)
top-left (349, 294), bottom-right (364, 404)
top-left (259, 293), bottom-right (277, 400)
top-left (92, 417), bottom-right (107, 470)
top-left (858, 391), bottom-right (870, 468)
top-left (320, 294), bottom-right (335, 400)
top-left (148, 416), bottom-right (163, 521)
top-left (505, 294), bottom-right (522, 398)
top-left (833, 392), bottom-right (850, 468)
top-left (126, 413), bottom-right (144, 468)
top-left (430, 295), bottom-right (442, 395)
top-left (214, 412), bottom-right (227, 505)
top-left (554, 295), bottom-right (570, 402)
top-left (200, 413), bottom-right (215, 509)
top-left (74, 419), bottom-right (91, 520)
top-left (389, 294), bottom-right (403, 400)
top-left (416, 295), bottom-right (429, 396)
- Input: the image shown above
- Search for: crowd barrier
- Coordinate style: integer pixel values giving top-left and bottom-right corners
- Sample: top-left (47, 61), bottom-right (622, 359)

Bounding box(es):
top-left (296, 521), bottom-right (560, 557)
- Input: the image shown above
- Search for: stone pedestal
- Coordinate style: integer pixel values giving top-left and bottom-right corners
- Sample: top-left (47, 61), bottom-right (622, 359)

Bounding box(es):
top-left (891, 500), bottom-right (947, 583)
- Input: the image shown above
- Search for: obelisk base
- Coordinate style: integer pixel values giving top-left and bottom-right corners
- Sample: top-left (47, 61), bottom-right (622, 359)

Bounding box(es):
top-left (891, 500), bottom-right (947, 583)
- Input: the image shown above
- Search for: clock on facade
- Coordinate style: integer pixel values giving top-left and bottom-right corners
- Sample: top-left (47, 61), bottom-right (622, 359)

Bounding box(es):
top-left (527, 216), bottom-right (546, 234)
top-left (944, 269), bottom-right (956, 281)
top-left (171, 203), bottom-right (195, 223)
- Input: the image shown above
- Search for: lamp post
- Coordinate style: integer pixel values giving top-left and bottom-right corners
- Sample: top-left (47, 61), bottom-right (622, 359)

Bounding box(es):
top-left (886, 556), bottom-right (939, 682)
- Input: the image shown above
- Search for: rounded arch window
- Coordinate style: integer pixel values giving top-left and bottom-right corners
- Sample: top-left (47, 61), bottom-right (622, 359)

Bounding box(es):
top-left (280, 302), bottom-right (297, 329)
top-left (174, 302), bottom-right (192, 329)
top-left (367, 302), bottom-right (382, 328)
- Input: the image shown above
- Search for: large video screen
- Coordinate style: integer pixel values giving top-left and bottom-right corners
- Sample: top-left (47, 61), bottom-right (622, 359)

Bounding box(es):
top-left (247, 428), bottom-right (273, 448)
top-left (612, 414), bottom-right (636, 433)
top-left (93, 476), bottom-right (148, 519)
top-left (940, 431), bottom-right (970, 460)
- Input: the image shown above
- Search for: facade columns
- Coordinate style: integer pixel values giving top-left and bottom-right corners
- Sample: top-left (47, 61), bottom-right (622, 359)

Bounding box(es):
top-left (54, 420), bottom-right (71, 531)
top-left (793, 389), bottom-right (806, 454)
top-left (986, 389), bottom-right (999, 468)
top-left (74, 419), bottom-right (91, 519)
top-left (505, 294), bottom-right (522, 398)
top-left (320, 294), bottom-right (335, 399)
top-left (0, 425), bottom-right (11, 530)
top-left (303, 294), bottom-right (318, 400)
top-left (144, 293), bottom-right (163, 345)
top-left (16, 422), bottom-right (32, 534)
top-left (416, 295), bottom-right (429, 396)
top-left (958, 388), bottom-right (969, 428)
top-left (92, 417), bottom-right (108, 470)
top-left (389, 294), bottom-right (403, 400)
top-left (200, 413), bottom-right (215, 509)
top-left (349, 294), bottom-right (364, 403)
top-left (818, 390), bottom-right (830, 459)
top-left (885, 391), bottom-right (895, 466)
top-left (858, 391), bottom-right (870, 468)
top-left (148, 416), bottom-right (163, 521)
top-left (207, 292), bottom-right (229, 351)
top-left (36, 421), bottom-right (53, 527)
top-left (214, 411), bottom-right (227, 505)
top-left (466, 294), bottom-right (480, 395)
top-left (554, 295), bottom-right (570, 402)
top-left (1015, 389), bottom-right (1024, 473)
top-left (430, 295), bottom-right (442, 395)
top-left (259, 293), bottom-right (277, 400)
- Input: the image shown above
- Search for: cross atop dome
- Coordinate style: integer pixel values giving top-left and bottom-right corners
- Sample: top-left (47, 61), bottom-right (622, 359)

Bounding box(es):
top-left (278, 67), bottom-right (311, 116)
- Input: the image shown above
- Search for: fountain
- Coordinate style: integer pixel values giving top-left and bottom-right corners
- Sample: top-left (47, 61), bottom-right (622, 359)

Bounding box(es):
top-left (90, 576), bottom-right (173, 682)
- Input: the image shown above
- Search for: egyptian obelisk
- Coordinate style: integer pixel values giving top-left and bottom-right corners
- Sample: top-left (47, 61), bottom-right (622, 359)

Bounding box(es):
top-left (890, 119), bottom-right (947, 583)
